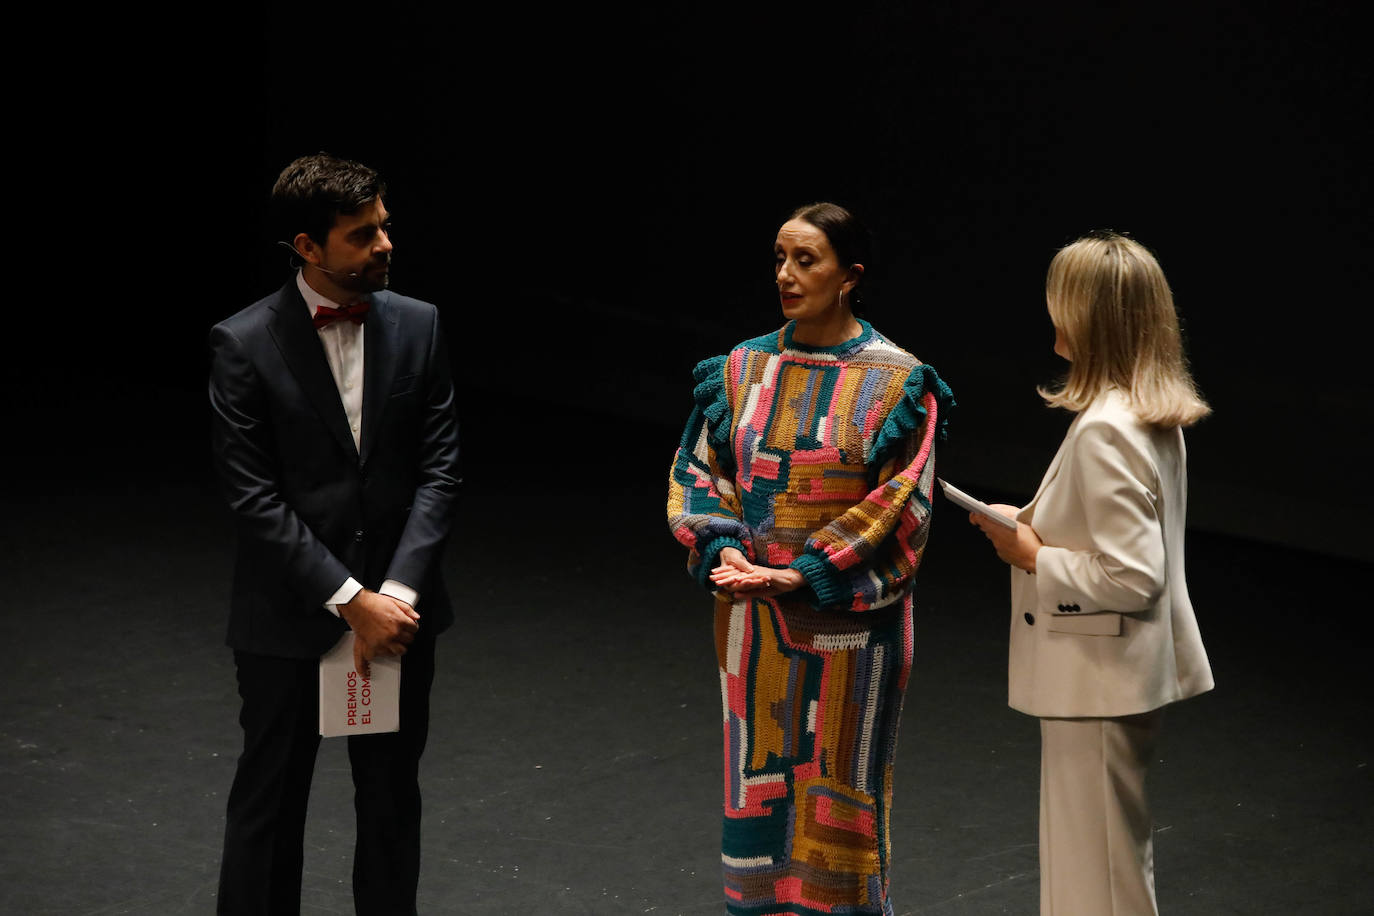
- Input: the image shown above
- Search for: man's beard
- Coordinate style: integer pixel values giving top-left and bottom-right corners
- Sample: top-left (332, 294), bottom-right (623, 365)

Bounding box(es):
top-left (347, 261), bottom-right (390, 294)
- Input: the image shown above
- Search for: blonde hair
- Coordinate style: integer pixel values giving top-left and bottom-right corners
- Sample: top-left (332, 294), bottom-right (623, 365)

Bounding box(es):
top-left (1038, 232), bottom-right (1210, 428)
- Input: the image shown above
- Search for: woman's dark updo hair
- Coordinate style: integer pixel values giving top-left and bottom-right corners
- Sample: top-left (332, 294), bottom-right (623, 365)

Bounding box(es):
top-left (789, 202), bottom-right (873, 315)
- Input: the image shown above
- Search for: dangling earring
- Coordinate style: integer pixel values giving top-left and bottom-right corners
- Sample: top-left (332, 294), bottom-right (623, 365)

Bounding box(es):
top-left (838, 288), bottom-right (847, 311)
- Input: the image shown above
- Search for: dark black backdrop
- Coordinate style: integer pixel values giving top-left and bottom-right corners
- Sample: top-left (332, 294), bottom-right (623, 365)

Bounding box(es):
top-left (3, 9), bottom-right (1369, 910)
top-left (16, 0), bottom-right (1371, 562)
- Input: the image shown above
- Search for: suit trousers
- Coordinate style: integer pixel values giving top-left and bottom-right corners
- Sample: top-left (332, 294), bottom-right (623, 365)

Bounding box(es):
top-left (1039, 711), bottom-right (1163, 916)
top-left (217, 629), bottom-right (437, 915)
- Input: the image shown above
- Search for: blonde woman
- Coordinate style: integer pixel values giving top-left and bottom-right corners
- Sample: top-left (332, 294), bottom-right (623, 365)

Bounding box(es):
top-left (971, 231), bottom-right (1213, 915)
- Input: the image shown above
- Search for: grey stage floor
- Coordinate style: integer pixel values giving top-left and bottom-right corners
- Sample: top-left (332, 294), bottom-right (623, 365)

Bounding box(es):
top-left (2, 385), bottom-right (1370, 914)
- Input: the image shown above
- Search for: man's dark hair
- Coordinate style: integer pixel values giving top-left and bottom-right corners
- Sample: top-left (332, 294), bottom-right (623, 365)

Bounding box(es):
top-left (271, 152), bottom-right (386, 246)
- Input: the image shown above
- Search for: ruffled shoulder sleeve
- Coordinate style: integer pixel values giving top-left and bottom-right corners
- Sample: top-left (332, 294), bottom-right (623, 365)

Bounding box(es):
top-left (869, 362), bottom-right (956, 468)
top-left (691, 354), bottom-right (733, 457)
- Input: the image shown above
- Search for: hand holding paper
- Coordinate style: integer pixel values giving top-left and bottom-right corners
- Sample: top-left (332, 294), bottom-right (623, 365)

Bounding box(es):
top-left (319, 632), bottom-right (401, 737)
top-left (339, 589), bottom-right (419, 677)
top-left (940, 478), bottom-right (1045, 573)
top-left (937, 479), bottom-right (1018, 530)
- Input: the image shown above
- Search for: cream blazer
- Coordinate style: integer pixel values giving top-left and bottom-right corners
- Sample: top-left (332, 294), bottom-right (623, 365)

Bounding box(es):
top-left (1008, 389), bottom-right (1214, 718)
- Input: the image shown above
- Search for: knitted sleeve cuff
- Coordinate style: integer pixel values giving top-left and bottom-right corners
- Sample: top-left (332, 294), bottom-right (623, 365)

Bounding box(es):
top-left (790, 552), bottom-right (849, 610)
top-left (696, 536), bottom-right (748, 589)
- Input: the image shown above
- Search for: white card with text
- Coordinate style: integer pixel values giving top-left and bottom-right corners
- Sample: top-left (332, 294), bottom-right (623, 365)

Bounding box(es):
top-left (318, 632), bottom-right (400, 737)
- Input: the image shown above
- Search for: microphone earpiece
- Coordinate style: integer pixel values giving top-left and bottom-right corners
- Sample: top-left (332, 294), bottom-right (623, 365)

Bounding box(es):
top-left (277, 240), bottom-right (313, 268)
top-left (276, 240), bottom-right (360, 279)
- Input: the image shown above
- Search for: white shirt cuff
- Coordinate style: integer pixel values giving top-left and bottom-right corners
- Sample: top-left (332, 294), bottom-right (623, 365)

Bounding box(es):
top-left (325, 577), bottom-right (364, 616)
top-left (379, 579), bottom-right (419, 609)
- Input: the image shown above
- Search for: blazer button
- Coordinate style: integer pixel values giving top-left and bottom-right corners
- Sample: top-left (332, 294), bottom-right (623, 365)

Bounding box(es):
top-left (354, 529), bottom-right (365, 542)
top-left (1024, 612), bottom-right (1035, 626)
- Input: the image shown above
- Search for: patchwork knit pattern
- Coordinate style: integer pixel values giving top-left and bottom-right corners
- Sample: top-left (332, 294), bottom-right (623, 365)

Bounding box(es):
top-left (668, 321), bottom-right (954, 915)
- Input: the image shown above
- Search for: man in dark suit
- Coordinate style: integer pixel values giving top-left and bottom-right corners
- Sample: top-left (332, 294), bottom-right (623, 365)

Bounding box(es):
top-left (209, 153), bottom-right (461, 914)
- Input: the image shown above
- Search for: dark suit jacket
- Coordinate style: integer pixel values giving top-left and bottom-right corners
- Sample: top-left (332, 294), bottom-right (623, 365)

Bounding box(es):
top-left (208, 279), bottom-right (461, 658)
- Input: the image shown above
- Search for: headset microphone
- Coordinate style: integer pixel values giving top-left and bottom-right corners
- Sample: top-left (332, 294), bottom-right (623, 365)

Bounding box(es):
top-left (275, 240), bottom-right (362, 279)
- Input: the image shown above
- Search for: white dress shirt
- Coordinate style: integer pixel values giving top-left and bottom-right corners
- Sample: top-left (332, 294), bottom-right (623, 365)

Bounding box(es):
top-left (296, 271), bottom-right (420, 615)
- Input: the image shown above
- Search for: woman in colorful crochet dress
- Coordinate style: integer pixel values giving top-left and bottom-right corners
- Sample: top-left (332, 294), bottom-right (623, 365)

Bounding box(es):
top-left (667, 202), bottom-right (955, 915)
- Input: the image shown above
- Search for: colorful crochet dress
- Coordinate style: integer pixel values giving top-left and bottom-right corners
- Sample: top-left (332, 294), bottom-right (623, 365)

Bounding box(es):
top-left (667, 320), bottom-right (954, 915)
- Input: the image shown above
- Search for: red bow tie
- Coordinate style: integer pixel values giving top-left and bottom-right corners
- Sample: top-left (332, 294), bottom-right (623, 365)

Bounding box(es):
top-left (312, 300), bottom-right (370, 329)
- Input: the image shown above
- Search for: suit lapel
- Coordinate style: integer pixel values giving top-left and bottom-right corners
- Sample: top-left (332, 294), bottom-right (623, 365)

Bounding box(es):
top-left (266, 282), bottom-right (358, 460)
top-left (359, 290), bottom-right (399, 466)
top-left (1018, 413), bottom-right (1080, 523)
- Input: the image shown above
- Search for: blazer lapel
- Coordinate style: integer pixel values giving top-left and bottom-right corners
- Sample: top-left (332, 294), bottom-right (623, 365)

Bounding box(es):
top-left (359, 290), bottom-right (399, 467)
top-left (1018, 413), bottom-right (1080, 523)
top-left (266, 282), bottom-right (358, 460)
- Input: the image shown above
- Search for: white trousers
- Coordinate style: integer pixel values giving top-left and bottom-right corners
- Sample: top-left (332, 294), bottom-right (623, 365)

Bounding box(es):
top-left (1039, 711), bottom-right (1163, 916)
